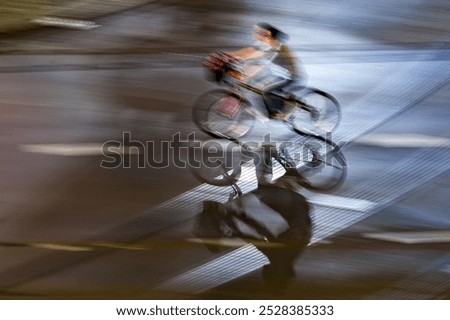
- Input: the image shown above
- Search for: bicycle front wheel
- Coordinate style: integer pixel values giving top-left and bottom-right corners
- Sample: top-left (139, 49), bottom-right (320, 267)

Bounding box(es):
top-left (192, 89), bottom-right (255, 140)
top-left (288, 87), bottom-right (342, 133)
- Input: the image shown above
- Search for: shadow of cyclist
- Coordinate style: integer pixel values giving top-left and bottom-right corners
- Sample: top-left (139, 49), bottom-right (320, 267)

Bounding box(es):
top-left (253, 181), bottom-right (312, 292)
top-left (193, 176), bottom-right (312, 293)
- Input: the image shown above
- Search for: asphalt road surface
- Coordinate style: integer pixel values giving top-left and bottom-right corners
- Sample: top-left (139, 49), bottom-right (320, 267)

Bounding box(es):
top-left (0, 0), bottom-right (449, 299)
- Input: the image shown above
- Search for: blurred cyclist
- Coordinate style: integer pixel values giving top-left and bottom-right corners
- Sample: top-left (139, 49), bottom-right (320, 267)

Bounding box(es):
top-left (227, 22), bottom-right (307, 118)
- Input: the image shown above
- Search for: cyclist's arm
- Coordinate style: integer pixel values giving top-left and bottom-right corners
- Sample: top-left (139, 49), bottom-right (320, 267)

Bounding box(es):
top-left (244, 64), bottom-right (266, 79)
top-left (224, 48), bottom-right (269, 80)
top-left (225, 47), bottom-right (264, 61)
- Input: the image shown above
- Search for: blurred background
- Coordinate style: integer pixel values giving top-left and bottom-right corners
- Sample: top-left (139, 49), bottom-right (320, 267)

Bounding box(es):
top-left (0, 0), bottom-right (449, 299)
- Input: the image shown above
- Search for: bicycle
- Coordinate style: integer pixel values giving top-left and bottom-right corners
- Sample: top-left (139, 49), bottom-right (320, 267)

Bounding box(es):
top-left (192, 52), bottom-right (342, 140)
top-left (190, 52), bottom-right (346, 191)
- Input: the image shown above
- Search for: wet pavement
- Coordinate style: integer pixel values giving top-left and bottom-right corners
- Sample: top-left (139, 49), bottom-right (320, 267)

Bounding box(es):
top-left (0, 0), bottom-right (449, 299)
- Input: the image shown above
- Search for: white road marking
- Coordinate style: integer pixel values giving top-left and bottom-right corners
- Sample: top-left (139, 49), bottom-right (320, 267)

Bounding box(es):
top-left (158, 244), bottom-right (269, 294)
top-left (362, 231), bottom-right (450, 244)
top-left (19, 143), bottom-right (139, 156)
top-left (32, 17), bottom-right (100, 30)
top-left (356, 134), bottom-right (450, 148)
top-left (307, 193), bottom-right (376, 212)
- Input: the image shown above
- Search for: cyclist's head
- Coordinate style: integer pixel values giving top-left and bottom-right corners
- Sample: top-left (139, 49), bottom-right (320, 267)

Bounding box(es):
top-left (254, 22), bottom-right (289, 43)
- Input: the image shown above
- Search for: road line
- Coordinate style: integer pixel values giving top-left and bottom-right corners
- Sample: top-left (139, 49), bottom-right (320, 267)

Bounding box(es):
top-left (362, 231), bottom-right (450, 244)
top-left (356, 134), bottom-right (450, 148)
top-left (32, 17), bottom-right (100, 30)
top-left (29, 243), bottom-right (93, 252)
top-left (307, 193), bottom-right (376, 212)
top-left (19, 143), bottom-right (138, 156)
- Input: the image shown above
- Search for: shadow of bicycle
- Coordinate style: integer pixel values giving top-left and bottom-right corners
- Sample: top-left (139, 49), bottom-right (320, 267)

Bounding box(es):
top-left (193, 181), bottom-right (312, 292)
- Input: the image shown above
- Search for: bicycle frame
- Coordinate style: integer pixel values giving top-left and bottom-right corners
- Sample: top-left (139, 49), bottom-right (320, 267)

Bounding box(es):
top-left (192, 53), bottom-right (345, 190)
top-left (217, 81), bottom-right (330, 148)
top-left (221, 73), bottom-right (315, 119)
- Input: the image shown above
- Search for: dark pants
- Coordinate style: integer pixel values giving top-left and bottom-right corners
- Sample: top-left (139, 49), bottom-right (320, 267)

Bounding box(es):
top-left (261, 78), bottom-right (292, 115)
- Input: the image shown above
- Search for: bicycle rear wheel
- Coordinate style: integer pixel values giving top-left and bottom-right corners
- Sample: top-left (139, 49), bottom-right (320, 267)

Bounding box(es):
top-left (287, 87), bottom-right (341, 133)
top-left (192, 89), bottom-right (255, 139)
top-left (280, 134), bottom-right (347, 191)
